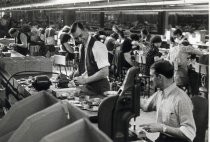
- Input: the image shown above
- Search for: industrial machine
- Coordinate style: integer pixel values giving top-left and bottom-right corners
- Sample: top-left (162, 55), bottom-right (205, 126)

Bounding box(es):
top-left (97, 66), bottom-right (150, 142)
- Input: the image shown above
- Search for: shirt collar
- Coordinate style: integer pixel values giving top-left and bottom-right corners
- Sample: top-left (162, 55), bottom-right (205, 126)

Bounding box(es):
top-left (162, 82), bottom-right (176, 97)
top-left (85, 34), bottom-right (91, 48)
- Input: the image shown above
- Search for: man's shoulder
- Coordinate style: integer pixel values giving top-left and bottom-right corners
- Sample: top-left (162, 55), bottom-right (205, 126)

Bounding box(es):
top-left (93, 40), bottom-right (106, 49)
top-left (170, 87), bottom-right (192, 104)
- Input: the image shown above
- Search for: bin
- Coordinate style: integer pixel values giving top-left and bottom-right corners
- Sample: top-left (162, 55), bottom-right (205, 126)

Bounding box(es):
top-left (0, 91), bottom-right (58, 142)
top-left (8, 102), bottom-right (88, 142)
top-left (40, 119), bottom-right (112, 142)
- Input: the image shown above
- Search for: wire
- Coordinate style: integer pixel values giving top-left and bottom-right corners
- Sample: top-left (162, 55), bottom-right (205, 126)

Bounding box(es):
top-left (4, 71), bottom-right (64, 100)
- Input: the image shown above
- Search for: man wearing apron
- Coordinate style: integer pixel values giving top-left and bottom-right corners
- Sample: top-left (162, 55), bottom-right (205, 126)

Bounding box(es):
top-left (71, 22), bottom-right (110, 95)
top-left (8, 28), bottom-right (29, 56)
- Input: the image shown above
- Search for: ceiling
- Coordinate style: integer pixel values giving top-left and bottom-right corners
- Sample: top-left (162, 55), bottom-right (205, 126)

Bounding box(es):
top-left (0, 0), bottom-right (209, 12)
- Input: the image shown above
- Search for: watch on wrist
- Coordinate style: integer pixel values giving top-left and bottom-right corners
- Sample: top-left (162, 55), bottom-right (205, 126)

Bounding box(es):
top-left (161, 124), bottom-right (167, 133)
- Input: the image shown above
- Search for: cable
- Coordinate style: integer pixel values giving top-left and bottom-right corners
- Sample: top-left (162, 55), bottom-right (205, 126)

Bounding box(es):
top-left (4, 71), bottom-right (65, 100)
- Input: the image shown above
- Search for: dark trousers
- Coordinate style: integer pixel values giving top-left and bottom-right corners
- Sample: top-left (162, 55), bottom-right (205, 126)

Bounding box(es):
top-left (155, 134), bottom-right (189, 142)
top-left (14, 46), bottom-right (28, 56)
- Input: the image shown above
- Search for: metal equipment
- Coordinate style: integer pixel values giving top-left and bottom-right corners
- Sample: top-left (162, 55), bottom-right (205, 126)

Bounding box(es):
top-left (98, 66), bottom-right (150, 142)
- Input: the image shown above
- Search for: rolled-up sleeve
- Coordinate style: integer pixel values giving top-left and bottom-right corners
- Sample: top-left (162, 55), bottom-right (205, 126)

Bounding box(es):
top-left (177, 98), bottom-right (196, 141)
top-left (92, 41), bottom-right (110, 69)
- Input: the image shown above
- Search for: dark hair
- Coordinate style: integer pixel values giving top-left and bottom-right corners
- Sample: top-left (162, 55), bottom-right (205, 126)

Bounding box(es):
top-left (39, 28), bottom-right (45, 34)
top-left (173, 29), bottom-right (182, 36)
top-left (70, 22), bottom-right (85, 33)
top-left (121, 39), bottom-right (132, 53)
top-left (21, 24), bottom-right (31, 33)
top-left (8, 28), bottom-right (18, 35)
top-left (110, 33), bottom-right (119, 40)
top-left (141, 28), bottom-right (148, 35)
top-left (150, 35), bottom-right (162, 44)
top-left (130, 33), bottom-right (140, 41)
top-left (98, 30), bottom-right (106, 36)
top-left (118, 30), bottom-right (124, 38)
top-left (181, 40), bottom-right (190, 46)
top-left (150, 60), bottom-right (174, 79)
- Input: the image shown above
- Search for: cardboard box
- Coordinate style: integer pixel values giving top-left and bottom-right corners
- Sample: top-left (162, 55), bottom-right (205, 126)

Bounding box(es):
top-left (0, 92), bottom-right (58, 142)
top-left (40, 119), bottom-right (112, 142)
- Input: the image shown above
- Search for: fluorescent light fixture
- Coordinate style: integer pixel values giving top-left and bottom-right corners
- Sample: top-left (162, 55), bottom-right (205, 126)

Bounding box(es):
top-left (1, 0), bottom-right (106, 10)
top-left (63, 0), bottom-right (209, 9)
top-left (0, 0), bottom-right (209, 10)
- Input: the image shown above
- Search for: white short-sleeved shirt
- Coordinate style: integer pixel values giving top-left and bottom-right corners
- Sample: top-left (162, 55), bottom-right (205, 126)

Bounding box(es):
top-left (85, 35), bottom-right (110, 70)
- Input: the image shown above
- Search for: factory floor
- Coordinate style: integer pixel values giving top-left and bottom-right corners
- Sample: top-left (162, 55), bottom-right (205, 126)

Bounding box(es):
top-left (53, 64), bottom-right (159, 141)
top-left (53, 64), bottom-right (208, 142)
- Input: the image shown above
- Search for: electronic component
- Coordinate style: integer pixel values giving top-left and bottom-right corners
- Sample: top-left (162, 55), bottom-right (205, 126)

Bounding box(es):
top-left (32, 75), bottom-right (52, 91)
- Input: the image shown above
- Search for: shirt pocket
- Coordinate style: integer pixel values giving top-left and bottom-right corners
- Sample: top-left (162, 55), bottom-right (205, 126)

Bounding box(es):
top-left (162, 108), bottom-right (178, 126)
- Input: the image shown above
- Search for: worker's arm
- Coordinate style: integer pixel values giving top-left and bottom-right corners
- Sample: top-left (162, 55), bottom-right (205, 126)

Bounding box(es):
top-left (63, 42), bottom-right (74, 53)
top-left (183, 45), bottom-right (204, 56)
top-left (74, 66), bottom-right (109, 85)
top-left (85, 66), bottom-right (109, 83)
top-left (140, 123), bottom-right (188, 140)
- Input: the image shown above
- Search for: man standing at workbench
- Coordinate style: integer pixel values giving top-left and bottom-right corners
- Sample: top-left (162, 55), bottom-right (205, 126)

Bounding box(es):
top-left (71, 22), bottom-right (110, 95)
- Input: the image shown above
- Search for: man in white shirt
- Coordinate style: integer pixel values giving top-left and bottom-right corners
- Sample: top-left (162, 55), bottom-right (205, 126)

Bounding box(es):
top-left (140, 60), bottom-right (196, 142)
top-left (71, 22), bottom-right (110, 95)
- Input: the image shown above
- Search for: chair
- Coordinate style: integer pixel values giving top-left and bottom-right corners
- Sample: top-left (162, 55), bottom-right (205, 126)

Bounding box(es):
top-left (0, 91), bottom-right (58, 142)
top-left (194, 62), bottom-right (208, 97)
top-left (191, 95), bottom-right (208, 142)
top-left (53, 55), bottom-right (68, 75)
top-left (40, 118), bottom-right (112, 142)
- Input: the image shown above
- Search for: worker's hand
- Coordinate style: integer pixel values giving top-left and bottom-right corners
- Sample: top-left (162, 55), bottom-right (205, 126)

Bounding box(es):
top-left (139, 123), bottom-right (163, 133)
top-left (74, 76), bottom-right (86, 85)
top-left (9, 43), bottom-right (16, 49)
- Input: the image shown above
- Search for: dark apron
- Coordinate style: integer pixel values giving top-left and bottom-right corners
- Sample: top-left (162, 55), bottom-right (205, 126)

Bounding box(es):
top-left (85, 78), bottom-right (110, 95)
top-left (14, 46), bottom-right (28, 56)
top-left (155, 134), bottom-right (189, 142)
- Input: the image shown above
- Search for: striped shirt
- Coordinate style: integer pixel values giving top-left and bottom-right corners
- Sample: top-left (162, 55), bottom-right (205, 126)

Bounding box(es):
top-left (146, 83), bottom-right (196, 141)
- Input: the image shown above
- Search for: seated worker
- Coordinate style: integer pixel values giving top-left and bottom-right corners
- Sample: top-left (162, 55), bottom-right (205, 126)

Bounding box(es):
top-left (112, 39), bottom-right (135, 78)
top-left (57, 25), bottom-right (71, 46)
top-left (144, 35), bottom-right (162, 75)
top-left (60, 33), bottom-right (74, 61)
top-left (140, 60), bottom-right (196, 142)
top-left (8, 28), bottom-right (29, 56)
top-left (104, 33), bottom-right (119, 64)
top-left (120, 38), bottom-right (135, 68)
top-left (172, 28), bottom-right (188, 45)
top-left (167, 40), bottom-right (203, 87)
top-left (140, 28), bottom-right (151, 44)
top-left (71, 22), bottom-right (110, 95)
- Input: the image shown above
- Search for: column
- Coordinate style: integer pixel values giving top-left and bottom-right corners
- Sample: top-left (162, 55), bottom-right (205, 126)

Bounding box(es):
top-left (99, 12), bottom-right (105, 28)
top-left (157, 11), bottom-right (169, 35)
top-left (63, 10), bottom-right (76, 26)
